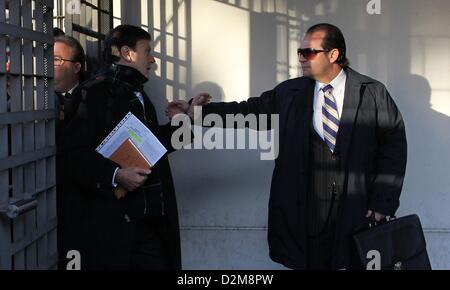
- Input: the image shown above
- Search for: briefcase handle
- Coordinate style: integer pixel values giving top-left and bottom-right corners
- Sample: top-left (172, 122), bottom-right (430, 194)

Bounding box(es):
top-left (368, 212), bottom-right (396, 228)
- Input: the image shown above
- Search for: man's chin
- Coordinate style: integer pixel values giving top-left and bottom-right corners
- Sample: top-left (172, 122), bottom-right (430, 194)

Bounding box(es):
top-left (301, 70), bottom-right (312, 78)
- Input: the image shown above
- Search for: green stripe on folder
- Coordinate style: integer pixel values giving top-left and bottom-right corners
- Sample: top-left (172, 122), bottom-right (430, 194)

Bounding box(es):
top-left (128, 129), bottom-right (142, 144)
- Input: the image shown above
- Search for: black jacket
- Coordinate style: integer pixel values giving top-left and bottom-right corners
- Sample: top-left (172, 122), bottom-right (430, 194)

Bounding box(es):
top-left (58, 64), bottom-right (182, 270)
top-left (202, 68), bottom-right (407, 269)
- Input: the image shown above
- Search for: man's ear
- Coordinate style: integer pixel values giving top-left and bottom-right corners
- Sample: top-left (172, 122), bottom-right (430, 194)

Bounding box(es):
top-left (120, 46), bottom-right (132, 62)
top-left (73, 62), bottom-right (81, 75)
top-left (329, 48), bottom-right (340, 64)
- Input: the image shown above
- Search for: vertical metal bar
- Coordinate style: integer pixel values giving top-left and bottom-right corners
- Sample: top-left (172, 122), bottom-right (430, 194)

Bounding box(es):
top-left (172, 0), bottom-right (179, 100)
top-left (36, 193), bottom-right (48, 270)
top-left (160, 0), bottom-right (166, 89)
top-left (97, 0), bottom-right (101, 63)
top-left (148, 0), bottom-right (153, 31)
top-left (0, 0), bottom-right (12, 271)
top-left (32, 0), bottom-right (50, 270)
top-left (109, 0), bottom-right (113, 30)
top-left (36, 1), bottom-right (49, 211)
top-left (22, 0), bottom-right (38, 270)
top-left (78, 1), bottom-right (86, 46)
top-left (40, 1), bottom-right (55, 269)
top-left (47, 0), bottom-right (56, 268)
top-left (185, 0), bottom-right (191, 94)
top-left (65, 0), bottom-right (74, 36)
top-left (35, 72), bottom-right (48, 268)
top-left (0, 0), bottom-right (4, 22)
top-left (8, 0), bottom-right (25, 270)
top-left (49, 1), bottom-right (60, 269)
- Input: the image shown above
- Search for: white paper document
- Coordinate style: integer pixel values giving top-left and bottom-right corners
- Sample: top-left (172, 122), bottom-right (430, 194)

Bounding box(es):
top-left (96, 112), bottom-right (167, 166)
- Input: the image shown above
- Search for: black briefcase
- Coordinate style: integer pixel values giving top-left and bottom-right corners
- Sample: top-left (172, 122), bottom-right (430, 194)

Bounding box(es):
top-left (353, 214), bottom-right (432, 270)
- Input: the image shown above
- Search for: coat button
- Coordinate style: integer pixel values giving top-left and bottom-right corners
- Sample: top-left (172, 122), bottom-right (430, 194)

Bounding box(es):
top-left (124, 214), bottom-right (131, 223)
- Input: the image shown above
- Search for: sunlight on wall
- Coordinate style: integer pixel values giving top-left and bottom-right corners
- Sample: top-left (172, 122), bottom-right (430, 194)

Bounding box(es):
top-left (410, 37), bottom-right (450, 117)
top-left (113, 0), bottom-right (122, 27)
top-left (409, 3), bottom-right (450, 117)
top-left (148, 0), bottom-right (189, 102)
top-left (192, 0), bottom-right (249, 102)
top-left (53, 0), bottom-right (61, 29)
top-left (141, 0), bottom-right (148, 28)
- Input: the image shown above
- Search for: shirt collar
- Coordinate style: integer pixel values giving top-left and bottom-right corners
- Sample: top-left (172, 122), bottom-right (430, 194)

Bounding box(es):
top-left (64, 82), bottom-right (79, 96)
top-left (315, 69), bottom-right (347, 92)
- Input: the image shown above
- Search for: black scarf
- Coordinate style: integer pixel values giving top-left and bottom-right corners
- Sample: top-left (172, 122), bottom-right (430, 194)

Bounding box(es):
top-left (104, 64), bottom-right (148, 92)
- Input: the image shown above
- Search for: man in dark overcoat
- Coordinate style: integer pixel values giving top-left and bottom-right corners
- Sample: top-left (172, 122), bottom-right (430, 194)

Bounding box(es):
top-left (60, 25), bottom-right (192, 270)
top-left (171, 23), bottom-right (407, 270)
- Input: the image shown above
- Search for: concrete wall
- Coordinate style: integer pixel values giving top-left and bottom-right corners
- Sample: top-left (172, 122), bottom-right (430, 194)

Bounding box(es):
top-left (120, 0), bottom-right (450, 269)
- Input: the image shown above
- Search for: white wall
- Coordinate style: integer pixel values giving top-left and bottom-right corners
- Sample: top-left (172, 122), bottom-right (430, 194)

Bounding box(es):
top-left (121, 0), bottom-right (450, 269)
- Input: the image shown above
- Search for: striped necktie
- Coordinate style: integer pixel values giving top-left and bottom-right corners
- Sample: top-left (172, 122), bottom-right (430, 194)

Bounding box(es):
top-left (322, 84), bottom-right (340, 153)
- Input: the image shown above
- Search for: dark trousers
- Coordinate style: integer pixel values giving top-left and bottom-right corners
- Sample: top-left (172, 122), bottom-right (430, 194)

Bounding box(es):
top-left (307, 227), bottom-right (336, 270)
top-left (130, 218), bottom-right (171, 270)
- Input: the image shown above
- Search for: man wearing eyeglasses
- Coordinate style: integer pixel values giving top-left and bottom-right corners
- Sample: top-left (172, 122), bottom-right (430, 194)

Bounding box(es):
top-left (53, 34), bottom-right (86, 269)
top-left (169, 23), bottom-right (407, 270)
top-left (54, 35), bottom-right (85, 124)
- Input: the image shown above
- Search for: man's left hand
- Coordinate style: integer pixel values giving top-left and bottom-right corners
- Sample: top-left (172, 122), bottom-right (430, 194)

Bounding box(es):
top-left (366, 210), bottom-right (386, 222)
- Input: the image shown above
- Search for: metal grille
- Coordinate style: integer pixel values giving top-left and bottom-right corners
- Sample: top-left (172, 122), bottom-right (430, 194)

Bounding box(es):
top-left (149, 0), bottom-right (191, 102)
top-left (0, 0), bottom-right (57, 270)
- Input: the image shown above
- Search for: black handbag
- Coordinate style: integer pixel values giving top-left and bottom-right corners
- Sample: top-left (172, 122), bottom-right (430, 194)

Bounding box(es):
top-left (353, 214), bottom-right (432, 270)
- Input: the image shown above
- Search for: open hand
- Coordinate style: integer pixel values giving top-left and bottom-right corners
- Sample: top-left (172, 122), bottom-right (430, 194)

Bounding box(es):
top-left (166, 93), bottom-right (212, 119)
top-left (187, 93), bottom-right (211, 118)
top-left (166, 100), bottom-right (189, 119)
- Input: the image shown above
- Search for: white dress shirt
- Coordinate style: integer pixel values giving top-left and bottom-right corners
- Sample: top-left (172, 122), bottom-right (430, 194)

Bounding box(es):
top-left (134, 91), bottom-right (145, 108)
top-left (313, 69), bottom-right (347, 140)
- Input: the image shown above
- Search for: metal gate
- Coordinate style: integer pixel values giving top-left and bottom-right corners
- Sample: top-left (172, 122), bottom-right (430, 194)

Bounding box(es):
top-left (0, 0), bottom-right (56, 270)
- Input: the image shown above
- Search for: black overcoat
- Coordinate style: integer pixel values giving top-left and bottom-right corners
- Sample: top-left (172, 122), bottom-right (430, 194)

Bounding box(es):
top-left (58, 65), bottom-right (182, 270)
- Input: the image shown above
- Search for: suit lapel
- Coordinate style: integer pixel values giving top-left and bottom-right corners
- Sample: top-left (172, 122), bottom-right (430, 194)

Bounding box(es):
top-left (338, 69), bottom-right (363, 169)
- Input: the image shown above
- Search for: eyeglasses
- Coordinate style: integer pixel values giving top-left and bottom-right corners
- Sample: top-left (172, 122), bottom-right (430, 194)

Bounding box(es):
top-left (297, 48), bottom-right (330, 60)
top-left (54, 56), bottom-right (77, 66)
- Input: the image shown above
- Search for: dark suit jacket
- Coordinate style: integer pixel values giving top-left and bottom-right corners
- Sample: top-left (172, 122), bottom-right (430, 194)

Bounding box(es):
top-left (202, 68), bottom-right (407, 269)
top-left (58, 65), bottom-right (182, 270)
